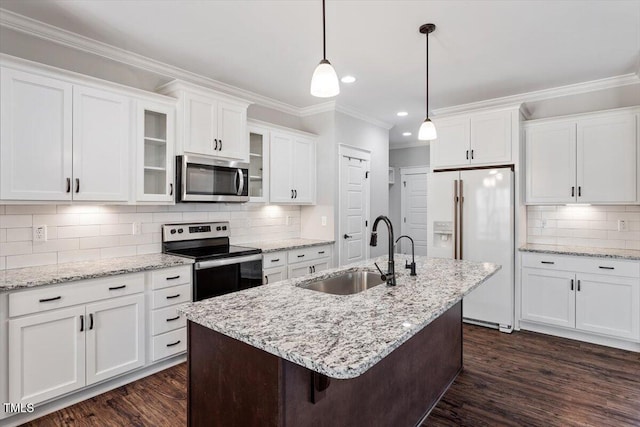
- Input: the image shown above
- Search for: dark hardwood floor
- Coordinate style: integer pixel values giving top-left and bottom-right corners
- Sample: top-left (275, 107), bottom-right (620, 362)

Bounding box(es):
top-left (24, 325), bottom-right (640, 426)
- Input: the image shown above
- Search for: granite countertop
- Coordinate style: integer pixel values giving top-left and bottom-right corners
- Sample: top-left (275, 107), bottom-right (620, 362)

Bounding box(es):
top-left (178, 254), bottom-right (500, 380)
top-left (244, 238), bottom-right (335, 253)
top-left (0, 254), bottom-right (194, 291)
top-left (519, 244), bottom-right (640, 261)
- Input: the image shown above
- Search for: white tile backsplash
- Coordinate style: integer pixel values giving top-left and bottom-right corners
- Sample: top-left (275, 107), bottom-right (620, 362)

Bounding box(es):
top-left (0, 204), bottom-right (301, 270)
top-left (527, 205), bottom-right (640, 250)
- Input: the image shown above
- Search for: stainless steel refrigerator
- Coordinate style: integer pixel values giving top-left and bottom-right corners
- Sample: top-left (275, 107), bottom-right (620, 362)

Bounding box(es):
top-left (427, 167), bottom-right (514, 332)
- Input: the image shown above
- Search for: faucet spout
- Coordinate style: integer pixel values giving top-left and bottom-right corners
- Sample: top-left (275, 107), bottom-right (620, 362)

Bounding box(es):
top-left (370, 215), bottom-right (396, 286)
top-left (395, 235), bottom-right (417, 276)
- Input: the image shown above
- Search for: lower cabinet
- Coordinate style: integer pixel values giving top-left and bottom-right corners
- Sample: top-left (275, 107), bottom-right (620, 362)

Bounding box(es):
top-left (289, 259), bottom-right (332, 279)
top-left (264, 266), bottom-right (286, 284)
top-left (521, 253), bottom-right (640, 343)
top-left (262, 244), bottom-right (333, 284)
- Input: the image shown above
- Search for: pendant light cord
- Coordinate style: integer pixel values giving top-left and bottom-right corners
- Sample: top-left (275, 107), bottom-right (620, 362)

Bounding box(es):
top-left (425, 30), bottom-right (429, 119)
top-left (322, 0), bottom-right (327, 60)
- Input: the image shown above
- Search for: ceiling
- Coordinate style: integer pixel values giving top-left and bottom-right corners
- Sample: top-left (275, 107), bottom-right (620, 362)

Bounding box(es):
top-left (1, 0), bottom-right (639, 145)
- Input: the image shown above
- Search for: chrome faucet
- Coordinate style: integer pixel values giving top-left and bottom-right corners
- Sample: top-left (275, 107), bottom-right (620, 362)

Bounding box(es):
top-left (395, 235), bottom-right (417, 276)
top-left (369, 215), bottom-right (396, 286)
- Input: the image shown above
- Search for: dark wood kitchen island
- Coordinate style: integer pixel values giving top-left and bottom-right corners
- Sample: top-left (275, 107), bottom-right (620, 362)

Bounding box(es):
top-left (178, 255), bottom-right (500, 427)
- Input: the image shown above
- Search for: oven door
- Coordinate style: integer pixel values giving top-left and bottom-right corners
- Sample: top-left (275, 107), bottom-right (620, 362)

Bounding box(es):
top-left (178, 155), bottom-right (249, 202)
top-left (193, 254), bottom-right (263, 301)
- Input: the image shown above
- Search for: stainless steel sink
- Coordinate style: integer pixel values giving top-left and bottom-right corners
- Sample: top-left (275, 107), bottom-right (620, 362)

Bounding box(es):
top-left (301, 271), bottom-right (385, 295)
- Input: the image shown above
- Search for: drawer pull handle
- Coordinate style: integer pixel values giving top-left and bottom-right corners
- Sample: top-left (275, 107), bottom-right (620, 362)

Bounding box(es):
top-left (570, 279), bottom-right (574, 291)
top-left (297, 254), bottom-right (305, 258)
top-left (577, 280), bottom-right (581, 292)
top-left (540, 261), bottom-right (555, 265)
top-left (39, 296), bottom-right (62, 303)
top-left (166, 340), bottom-right (181, 347)
top-left (108, 285), bottom-right (126, 291)
top-left (166, 316), bottom-right (180, 322)
top-left (166, 294), bottom-right (181, 299)
top-left (166, 275), bottom-right (181, 280)
top-left (271, 259), bottom-right (280, 262)
top-left (318, 251), bottom-right (325, 254)
top-left (598, 266), bottom-right (614, 270)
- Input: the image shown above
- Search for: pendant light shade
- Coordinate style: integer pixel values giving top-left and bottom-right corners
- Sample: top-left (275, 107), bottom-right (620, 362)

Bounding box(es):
top-left (310, 0), bottom-right (340, 98)
top-left (418, 23), bottom-right (436, 141)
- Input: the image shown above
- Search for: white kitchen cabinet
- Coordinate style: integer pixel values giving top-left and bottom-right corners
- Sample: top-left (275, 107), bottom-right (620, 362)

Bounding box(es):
top-left (136, 100), bottom-right (175, 202)
top-left (159, 80), bottom-right (251, 161)
top-left (73, 85), bottom-right (131, 201)
top-left (262, 245), bottom-right (333, 284)
top-left (525, 108), bottom-right (639, 204)
top-left (264, 267), bottom-right (286, 284)
top-left (8, 306), bottom-right (86, 405)
top-left (521, 268), bottom-right (575, 328)
top-left (248, 124), bottom-right (270, 202)
top-left (431, 109), bottom-right (515, 169)
top-left (85, 294), bottom-right (145, 385)
top-left (0, 68), bottom-right (73, 201)
top-left (270, 131), bottom-right (316, 204)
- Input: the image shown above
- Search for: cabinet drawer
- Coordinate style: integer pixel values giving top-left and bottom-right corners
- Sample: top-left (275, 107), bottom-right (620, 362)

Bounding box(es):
top-left (522, 253), bottom-right (639, 277)
top-left (150, 265), bottom-right (192, 290)
top-left (151, 305), bottom-right (187, 336)
top-left (9, 273), bottom-right (144, 318)
top-left (263, 251), bottom-right (286, 268)
top-left (578, 260), bottom-right (639, 278)
top-left (288, 245), bottom-right (332, 264)
top-left (152, 284), bottom-right (191, 309)
top-left (521, 253), bottom-right (574, 271)
top-left (152, 328), bottom-right (186, 361)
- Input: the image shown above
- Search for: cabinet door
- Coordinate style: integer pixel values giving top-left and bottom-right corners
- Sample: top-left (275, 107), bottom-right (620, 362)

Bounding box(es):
top-left (525, 122), bottom-right (576, 204)
top-left (470, 110), bottom-right (512, 165)
top-left (1, 68), bottom-right (73, 201)
top-left (217, 101), bottom-right (248, 161)
top-left (576, 113), bottom-right (636, 203)
top-left (137, 101), bottom-right (175, 202)
top-left (288, 263), bottom-right (314, 279)
top-left (85, 294), bottom-right (145, 385)
top-left (521, 268), bottom-right (575, 328)
top-left (291, 137), bottom-right (316, 204)
top-left (430, 117), bottom-right (470, 169)
top-left (9, 306), bottom-right (85, 405)
top-left (264, 266), bottom-right (287, 284)
top-left (270, 132), bottom-right (294, 203)
top-left (73, 86), bottom-right (130, 201)
top-left (184, 93), bottom-right (216, 155)
top-left (312, 260), bottom-right (331, 274)
top-left (575, 274), bottom-right (639, 340)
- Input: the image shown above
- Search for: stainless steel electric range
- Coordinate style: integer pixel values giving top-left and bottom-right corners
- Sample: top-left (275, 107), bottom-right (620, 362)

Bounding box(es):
top-left (162, 222), bottom-right (263, 301)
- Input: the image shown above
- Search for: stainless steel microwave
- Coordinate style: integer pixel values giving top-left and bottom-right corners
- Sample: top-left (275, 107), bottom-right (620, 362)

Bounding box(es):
top-left (176, 155), bottom-right (249, 202)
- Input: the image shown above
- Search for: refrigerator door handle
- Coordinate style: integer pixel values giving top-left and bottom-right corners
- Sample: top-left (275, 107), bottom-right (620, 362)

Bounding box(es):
top-left (459, 179), bottom-right (464, 260)
top-left (454, 179), bottom-right (459, 260)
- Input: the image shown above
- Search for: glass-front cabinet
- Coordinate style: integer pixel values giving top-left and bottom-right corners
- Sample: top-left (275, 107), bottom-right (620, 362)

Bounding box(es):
top-left (248, 124), bottom-right (270, 202)
top-left (136, 100), bottom-right (175, 202)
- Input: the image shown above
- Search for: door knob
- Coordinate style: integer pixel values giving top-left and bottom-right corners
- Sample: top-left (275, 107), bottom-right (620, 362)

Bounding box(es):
top-left (343, 234), bottom-right (352, 239)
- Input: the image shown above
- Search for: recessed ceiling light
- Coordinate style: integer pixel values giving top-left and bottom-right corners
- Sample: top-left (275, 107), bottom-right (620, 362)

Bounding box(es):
top-left (341, 75), bottom-right (356, 83)
top-left (397, 111), bottom-right (408, 117)
top-left (402, 132), bottom-right (412, 136)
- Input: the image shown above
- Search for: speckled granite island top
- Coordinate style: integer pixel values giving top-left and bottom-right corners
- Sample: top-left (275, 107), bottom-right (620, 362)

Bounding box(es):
top-left (178, 255), bottom-right (499, 379)
top-left (0, 253), bottom-right (193, 291)
top-left (244, 238), bottom-right (334, 253)
top-left (519, 244), bottom-right (640, 261)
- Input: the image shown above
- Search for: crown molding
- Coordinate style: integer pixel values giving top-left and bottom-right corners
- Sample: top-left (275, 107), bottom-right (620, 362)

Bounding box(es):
top-left (335, 104), bottom-right (394, 130)
top-left (298, 101), bottom-right (337, 116)
top-left (432, 73), bottom-right (640, 117)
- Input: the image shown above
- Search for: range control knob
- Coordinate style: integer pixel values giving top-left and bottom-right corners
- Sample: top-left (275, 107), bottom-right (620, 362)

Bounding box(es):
top-left (177, 228), bottom-right (184, 234)
top-left (216, 226), bottom-right (222, 231)
top-left (222, 226), bottom-right (227, 230)
top-left (170, 229), bottom-right (176, 234)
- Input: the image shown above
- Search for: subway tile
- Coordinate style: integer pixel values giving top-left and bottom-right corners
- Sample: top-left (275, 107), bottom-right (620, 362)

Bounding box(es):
top-left (0, 206), bottom-right (4, 214)
top-left (33, 239), bottom-right (79, 254)
top-left (607, 230), bottom-right (640, 241)
top-left (208, 212), bottom-right (231, 221)
top-left (0, 215), bottom-right (33, 228)
top-left (625, 205), bottom-right (640, 212)
top-left (527, 210), bottom-right (541, 219)
top-left (6, 227), bottom-right (32, 242)
top-left (6, 252), bottom-right (57, 269)
top-left (77, 213), bottom-right (119, 225)
top-left (5, 205), bottom-right (57, 214)
top-left (0, 229), bottom-right (6, 243)
top-left (182, 212), bottom-right (208, 221)
top-left (0, 241), bottom-right (32, 256)
top-left (0, 256), bottom-right (5, 270)
top-left (527, 236), bottom-right (556, 245)
top-left (136, 243), bottom-right (161, 255)
top-left (57, 205), bottom-right (102, 214)
top-left (152, 232), bottom-right (162, 243)
top-left (100, 245), bottom-right (137, 259)
top-left (527, 218), bottom-right (542, 228)
top-left (57, 249), bottom-right (101, 264)
top-left (119, 233), bottom-right (152, 246)
top-left (607, 212), bottom-right (640, 221)
top-left (118, 213), bottom-right (153, 224)
top-left (136, 205), bottom-right (169, 213)
top-left (101, 205), bottom-right (137, 213)
top-left (527, 227), bottom-right (541, 236)
top-left (142, 223), bottom-right (161, 234)
top-left (152, 212), bottom-right (183, 223)
top-left (626, 240), bottom-right (640, 250)
top-left (57, 225), bottom-right (101, 239)
top-left (100, 223), bottom-right (133, 236)
top-left (33, 214), bottom-right (78, 227)
top-left (79, 235), bottom-right (120, 249)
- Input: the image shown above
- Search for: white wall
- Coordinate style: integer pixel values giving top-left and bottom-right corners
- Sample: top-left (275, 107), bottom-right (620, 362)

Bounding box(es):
top-left (388, 146), bottom-right (430, 233)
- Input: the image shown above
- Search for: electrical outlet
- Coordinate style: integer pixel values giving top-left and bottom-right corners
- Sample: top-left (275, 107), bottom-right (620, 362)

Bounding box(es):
top-left (541, 219), bottom-right (547, 228)
top-left (321, 216), bottom-right (327, 226)
top-left (132, 222), bottom-right (141, 235)
top-left (617, 220), bottom-right (628, 232)
top-left (33, 225), bottom-right (47, 242)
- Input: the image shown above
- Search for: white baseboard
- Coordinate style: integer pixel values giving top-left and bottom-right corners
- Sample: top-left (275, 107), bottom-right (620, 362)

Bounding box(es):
top-left (519, 321), bottom-right (640, 352)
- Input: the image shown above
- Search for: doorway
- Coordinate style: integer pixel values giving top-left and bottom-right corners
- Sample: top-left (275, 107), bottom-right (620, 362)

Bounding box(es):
top-left (400, 167), bottom-right (429, 256)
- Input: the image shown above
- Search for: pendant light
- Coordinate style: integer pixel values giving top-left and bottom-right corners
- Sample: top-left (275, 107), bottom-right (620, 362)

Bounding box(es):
top-left (310, 0), bottom-right (340, 98)
top-left (418, 23), bottom-right (437, 141)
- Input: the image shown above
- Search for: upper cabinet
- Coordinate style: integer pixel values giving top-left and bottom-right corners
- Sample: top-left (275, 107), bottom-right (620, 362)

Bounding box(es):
top-left (1, 68), bottom-right (130, 202)
top-left (248, 123), bottom-right (270, 203)
top-left (525, 108), bottom-right (638, 204)
top-left (158, 80), bottom-right (251, 162)
top-left (431, 108), bottom-right (517, 169)
top-left (269, 130), bottom-right (316, 205)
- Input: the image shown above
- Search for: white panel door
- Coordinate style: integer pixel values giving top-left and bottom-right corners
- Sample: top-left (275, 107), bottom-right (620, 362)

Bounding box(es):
top-left (184, 93), bottom-right (216, 155)
top-left (400, 170), bottom-right (428, 256)
top-left (426, 171), bottom-right (458, 259)
top-left (291, 137), bottom-right (315, 204)
top-left (470, 110), bottom-right (512, 165)
top-left (576, 113), bottom-right (636, 203)
top-left (525, 122), bottom-right (576, 204)
top-left (0, 68), bottom-right (73, 200)
top-left (269, 132), bottom-right (294, 203)
top-left (73, 86), bottom-right (130, 201)
top-left (575, 274), bottom-right (639, 340)
top-left (9, 306), bottom-right (86, 405)
top-left (85, 294), bottom-right (145, 385)
top-left (460, 168), bottom-right (514, 327)
top-left (430, 117), bottom-right (470, 169)
top-left (217, 101), bottom-right (248, 161)
top-left (521, 268), bottom-right (575, 328)
top-left (340, 156), bottom-right (369, 266)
